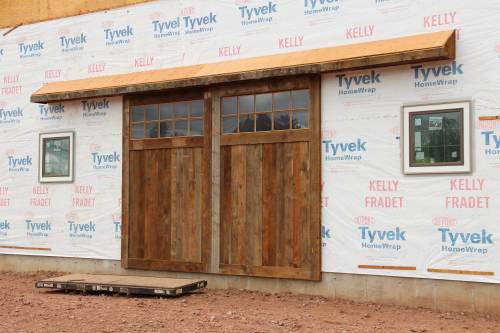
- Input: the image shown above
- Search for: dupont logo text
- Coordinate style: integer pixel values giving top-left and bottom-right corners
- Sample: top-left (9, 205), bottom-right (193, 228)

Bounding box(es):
top-left (322, 138), bottom-right (367, 161)
top-left (336, 70), bottom-right (381, 95)
top-left (412, 61), bottom-right (463, 89)
top-left (439, 228), bottom-right (493, 255)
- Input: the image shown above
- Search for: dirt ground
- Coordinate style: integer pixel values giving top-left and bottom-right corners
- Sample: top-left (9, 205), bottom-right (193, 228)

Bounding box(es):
top-left (0, 272), bottom-right (499, 333)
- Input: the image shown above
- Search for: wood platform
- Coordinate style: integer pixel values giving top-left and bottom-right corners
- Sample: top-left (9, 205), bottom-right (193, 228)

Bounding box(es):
top-left (36, 274), bottom-right (207, 296)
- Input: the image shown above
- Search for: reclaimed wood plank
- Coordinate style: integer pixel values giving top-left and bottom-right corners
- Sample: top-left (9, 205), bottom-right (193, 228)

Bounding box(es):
top-left (220, 146), bottom-right (232, 265)
top-left (32, 31), bottom-right (456, 103)
top-left (156, 148), bottom-right (172, 260)
top-left (121, 97), bottom-right (130, 267)
top-left (247, 144), bottom-right (263, 267)
top-left (261, 143), bottom-right (277, 267)
top-left (129, 150), bottom-right (145, 259)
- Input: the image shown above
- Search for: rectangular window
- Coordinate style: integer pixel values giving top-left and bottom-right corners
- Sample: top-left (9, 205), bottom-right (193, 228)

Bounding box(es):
top-left (39, 131), bottom-right (74, 182)
top-left (130, 99), bottom-right (204, 139)
top-left (221, 89), bottom-right (309, 134)
top-left (402, 101), bottom-right (471, 174)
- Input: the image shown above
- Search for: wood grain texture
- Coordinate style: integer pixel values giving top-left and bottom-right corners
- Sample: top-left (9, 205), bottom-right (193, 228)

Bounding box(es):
top-left (219, 141), bottom-right (317, 280)
top-left (31, 31), bottom-right (456, 103)
top-left (125, 91), bottom-right (211, 273)
top-left (121, 97), bottom-right (130, 267)
top-left (217, 76), bottom-right (321, 280)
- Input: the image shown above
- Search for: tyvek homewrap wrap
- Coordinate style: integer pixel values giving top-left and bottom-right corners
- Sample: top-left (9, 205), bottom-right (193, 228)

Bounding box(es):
top-left (0, 0), bottom-right (499, 283)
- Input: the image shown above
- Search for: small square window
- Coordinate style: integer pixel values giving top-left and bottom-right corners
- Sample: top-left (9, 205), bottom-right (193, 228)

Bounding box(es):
top-left (146, 122), bottom-right (158, 138)
top-left (160, 121), bottom-right (174, 137)
top-left (222, 97), bottom-right (237, 115)
top-left (191, 100), bottom-right (204, 117)
top-left (402, 101), bottom-right (471, 174)
top-left (160, 103), bottom-right (174, 119)
top-left (223, 117), bottom-right (237, 133)
top-left (39, 131), bottom-right (74, 183)
top-left (274, 112), bottom-right (290, 130)
top-left (190, 119), bottom-right (204, 136)
top-left (175, 120), bottom-right (188, 136)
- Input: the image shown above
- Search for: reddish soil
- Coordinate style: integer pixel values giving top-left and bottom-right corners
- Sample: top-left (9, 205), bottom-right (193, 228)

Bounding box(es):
top-left (0, 272), bottom-right (499, 333)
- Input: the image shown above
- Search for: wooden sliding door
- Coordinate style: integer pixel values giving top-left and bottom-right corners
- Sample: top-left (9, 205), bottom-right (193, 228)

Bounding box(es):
top-left (121, 76), bottom-right (321, 280)
top-left (218, 76), bottom-right (321, 280)
top-left (122, 91), bottom-right (212, 272)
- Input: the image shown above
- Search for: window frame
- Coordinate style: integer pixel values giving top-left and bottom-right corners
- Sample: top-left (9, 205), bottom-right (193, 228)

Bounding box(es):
top-left (130, 100), bottom-right (204, 139)
top-left (402, 101), bottom-right (472, 175)
top-left (221, 89), bottom-right (310, 135)
top-left (39, 131), bottom-right (74, 183)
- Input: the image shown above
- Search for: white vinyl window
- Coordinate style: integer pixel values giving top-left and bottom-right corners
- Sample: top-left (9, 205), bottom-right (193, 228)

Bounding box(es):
top-left (39, 131), bottom-right (74, 182)
top-left (402, 101), bottom-right (471, 174)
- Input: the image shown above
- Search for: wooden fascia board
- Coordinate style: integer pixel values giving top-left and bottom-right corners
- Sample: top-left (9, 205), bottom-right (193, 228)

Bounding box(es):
top-left (31, 30), bottom-right (455, 103)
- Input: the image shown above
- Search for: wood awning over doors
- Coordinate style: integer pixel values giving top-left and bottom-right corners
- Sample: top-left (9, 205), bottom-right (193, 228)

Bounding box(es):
top-left (31, 30), bottom-right (456, 103)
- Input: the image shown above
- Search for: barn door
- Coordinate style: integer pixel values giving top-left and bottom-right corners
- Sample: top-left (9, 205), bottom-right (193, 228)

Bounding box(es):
top-left (122, 91), bottom-right (211, 272)
top-left (218, 77), bottom-right (321, 280)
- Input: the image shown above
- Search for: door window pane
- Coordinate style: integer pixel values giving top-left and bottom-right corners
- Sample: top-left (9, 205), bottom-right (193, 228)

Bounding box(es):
top-left (190, 119), bottom-right (204, 136)
top-left (132, 123), bottom-right (145, 139)
top-left (239, 95), bottom-right (254, 114)
top-left (256, 113), bottom-right (272, 131)
top-left (175, 120), bottom-right (188, 136)
top-left (223, 117), bottom-right (237, 133)
top-left (239, 114), bottom-right (254, 132)
top-left (191, 100), bottom-right (204, 117)
top-left (274, 92), bottom-right (290, 110)
top-left (145, 105), bottom-right (158, 121)
top-left (222, 97), bottom-right (237, 115)
top-left (256, 93), bottom-right (272, 112)
top-left (160, 103), bottom-right (174, 119)
top-left (175, 102), bottom-right (189, 118)
top-left (146, 122), bottom-right (158, 138)
top-left (292, 111), bottom-right (309, 129)
top-left (292, 90), bottom-right (309, 109)
top-left (131, 106), bottom-right (144, 122)
top-left (160, 121), bottom-right (174, 137)
top-left (274, 112), bottom-right (290, 130)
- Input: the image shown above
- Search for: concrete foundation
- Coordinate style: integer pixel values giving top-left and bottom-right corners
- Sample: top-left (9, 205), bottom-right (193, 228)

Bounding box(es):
top-left (1, 254), bottom-right (500, 314)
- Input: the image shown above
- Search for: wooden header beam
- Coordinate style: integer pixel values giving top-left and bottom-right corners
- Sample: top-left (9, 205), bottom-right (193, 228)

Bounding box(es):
top-left (31, 30), bottom-right (456, 103)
